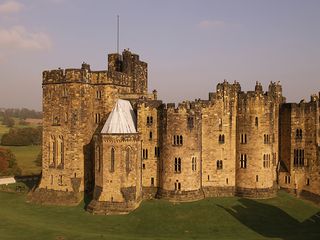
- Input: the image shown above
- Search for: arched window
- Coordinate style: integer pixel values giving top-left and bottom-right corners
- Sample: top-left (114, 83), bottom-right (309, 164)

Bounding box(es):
top-left (296, 129), bottom-right (303, 140)
top-left (52, 136), bottom-right (57, 167)
top-left (126, 147), bottom-right (131, 173)
top-left (95, 146), bottom-right (100, 172)
top-left (59, 136), bottom-right (64, 167)
top-left (110, 148), bottom-right (115, 172)
top-left (179, 135), bottom-right (183, 145)
top-left (219, 134), bottom-right (225, 144)
top-left (149, 131), bottom-right (153, 140)
top-left (255, 117), bottom-right (258, 127)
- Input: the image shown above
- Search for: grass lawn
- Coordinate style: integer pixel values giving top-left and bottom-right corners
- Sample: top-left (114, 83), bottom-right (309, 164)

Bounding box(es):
top-left (2, 145), bottom-right (41, 175)
top-left (0, 191), bottom-right (319, 240)
top-left (0, 120), bottom-right (41, 176)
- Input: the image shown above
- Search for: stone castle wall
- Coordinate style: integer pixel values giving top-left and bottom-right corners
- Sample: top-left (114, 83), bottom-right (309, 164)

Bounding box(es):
top-left (36, 49), bottom-right (320, 213)
top-left (279, 95), bottom-right (320, 200)
top-left (159, 102), bottom-right (203, 201)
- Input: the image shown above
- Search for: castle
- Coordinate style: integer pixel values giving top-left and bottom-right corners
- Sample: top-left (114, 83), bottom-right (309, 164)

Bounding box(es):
top-left (30, 49), bottom-right (320, 214)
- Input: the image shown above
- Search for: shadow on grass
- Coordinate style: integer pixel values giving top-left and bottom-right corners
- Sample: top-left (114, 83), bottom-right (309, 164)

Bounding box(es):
top-left (218, 198), bottom-right (320, 240)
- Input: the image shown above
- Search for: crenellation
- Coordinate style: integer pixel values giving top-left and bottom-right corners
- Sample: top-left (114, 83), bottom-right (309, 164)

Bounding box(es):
top-left (32, 48), bottom-right (320, 214)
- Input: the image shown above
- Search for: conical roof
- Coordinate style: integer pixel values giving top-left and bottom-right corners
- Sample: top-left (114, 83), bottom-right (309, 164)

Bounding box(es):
top-left (101, 99), bottom-right (137, 134)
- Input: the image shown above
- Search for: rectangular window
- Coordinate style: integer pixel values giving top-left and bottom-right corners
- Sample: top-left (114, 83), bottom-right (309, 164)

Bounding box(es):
top-left (95, 113), bottom-right (101, 124)
top-left (174, 158), bottom-right (181, 173)
top-left (151, 177), bottom-right (154, 186)
top-left (173, 135), bottom-right (183, 146)
top-left (240, 154), bottom-right (247, 169)
top-left (154, 147), bottom-right (160, 157)
top-left (217, 160), bottom-right (223, 170)
top-left (192, 157), bottom-right (197, 171)
top-left (294, 149), bottom-right (305, 167)
top-left (240, 134), bottom-right (247, 144)
top-left (142, 149), bottom-right (148, 159)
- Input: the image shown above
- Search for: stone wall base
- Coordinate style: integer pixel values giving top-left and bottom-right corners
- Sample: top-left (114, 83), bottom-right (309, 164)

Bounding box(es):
top-left (27, 188), bottom-right (83, 206)
top-left (87, 199), bottom-right (141, 215)
top-left (236, 186), bottom-right (277, 199)
top-left (281, 187), bottom-right (320, 205)
top-left (203, 186), bottom-right (235, 197)
top-left (299, 190), bottom-right (320, 204)
top-left (157, 188), bottom-right (204, 202)
top-left (142, 187), bottom-right (158, 199)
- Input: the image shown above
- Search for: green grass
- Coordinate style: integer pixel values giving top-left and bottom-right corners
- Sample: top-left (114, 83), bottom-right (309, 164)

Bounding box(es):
top-left (2, 146), bottom-right (41, 175)
top-left (0, 120), bottom-right (41, 175)
top-left (0, 191), bottom-right (319, 240)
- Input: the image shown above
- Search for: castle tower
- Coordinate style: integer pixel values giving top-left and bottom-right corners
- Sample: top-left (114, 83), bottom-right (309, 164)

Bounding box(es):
top-left (201, 80), bottom-right (239, 197)
top-left (158, 102), bottom-right (203, 201)
top-left (279, 94), bottom-right (320, 200)
top-left (88, 99), bottom-right (142, 214)
top-left (30, 50), bottom-right (153, 205)
top-left (136, 100), bottom-right (163, 199)
top-left (235, 82), bottom-right (282, 198)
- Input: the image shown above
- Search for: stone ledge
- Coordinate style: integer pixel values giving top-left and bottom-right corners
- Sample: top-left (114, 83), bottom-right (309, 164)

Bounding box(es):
top-left (236, 186), bottom-right (277, 199)
top-left (87, 199), bottom-right (141, 215)
top-left (157, 188), bottom-right (204, 202)
top-left (203, 186), bottom-right (235, 197)
top-left (27, 188), bottom-right (83, 206)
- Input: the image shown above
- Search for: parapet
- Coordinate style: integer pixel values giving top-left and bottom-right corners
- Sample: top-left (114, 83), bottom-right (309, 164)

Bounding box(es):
top-left (42, 65), bottom-right (95, 84)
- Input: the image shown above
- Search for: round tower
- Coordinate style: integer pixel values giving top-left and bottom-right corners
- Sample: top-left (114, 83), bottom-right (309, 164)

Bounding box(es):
top-left (236, 84), bottom-right (277, 198)
top-left (158, 102), bottom-right (203, 201)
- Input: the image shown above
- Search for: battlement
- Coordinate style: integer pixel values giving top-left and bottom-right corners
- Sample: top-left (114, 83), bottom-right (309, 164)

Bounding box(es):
top-left (42, 67), bottom-right (106, 84)
top-left (108, 49), bottom-right (147, 74)
top-left (43, 49), bottom-right (148, 93)
top-left (216, 80), bottom-right (241, 96)
top-left (164, 101), bottom-right (203, 114)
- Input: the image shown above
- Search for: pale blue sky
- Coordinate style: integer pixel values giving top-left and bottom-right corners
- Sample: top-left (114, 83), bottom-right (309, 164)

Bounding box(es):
top-left (0, 0), bottom-right (319, 110)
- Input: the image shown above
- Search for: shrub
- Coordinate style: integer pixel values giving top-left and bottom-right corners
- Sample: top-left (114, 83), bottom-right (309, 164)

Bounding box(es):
top-left (0, 148), bottom-right (21, 176)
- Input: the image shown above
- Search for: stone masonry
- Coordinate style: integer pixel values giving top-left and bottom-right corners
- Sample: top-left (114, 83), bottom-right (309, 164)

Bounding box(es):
top-left (31, 49), bottom-right (320, 213)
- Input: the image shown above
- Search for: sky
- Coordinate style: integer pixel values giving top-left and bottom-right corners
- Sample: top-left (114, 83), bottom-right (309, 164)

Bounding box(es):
top-left (0, 0), bottom-right (319, 110)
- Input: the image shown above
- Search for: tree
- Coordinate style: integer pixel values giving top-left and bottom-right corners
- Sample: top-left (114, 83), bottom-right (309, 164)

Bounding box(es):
top-left (2, 114), bottom-right (15, 127)
top-left (0, 148), bottom-right (21, 176)
top-left (1, 127), bottom-right (42, 146)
